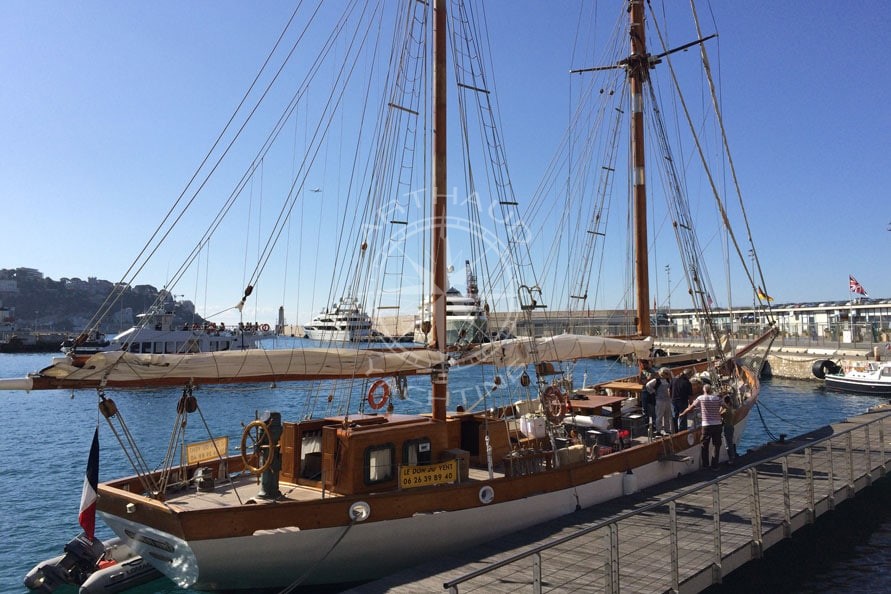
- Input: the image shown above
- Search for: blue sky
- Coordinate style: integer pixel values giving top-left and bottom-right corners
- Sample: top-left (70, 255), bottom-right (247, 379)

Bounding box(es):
top-left (1, 1), bottom-right (889, 326)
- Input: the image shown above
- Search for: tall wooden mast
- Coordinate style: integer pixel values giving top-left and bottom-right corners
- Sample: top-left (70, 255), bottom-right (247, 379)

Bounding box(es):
top-left (430, 0), bottom-right (448, 421)
top-left (629, 0), bottom-right (651, 337)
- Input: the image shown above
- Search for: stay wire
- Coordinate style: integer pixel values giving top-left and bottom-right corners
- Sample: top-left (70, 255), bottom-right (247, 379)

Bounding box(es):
top-left (753, 402), bottom-right (780, 443)
top-left (81, 2), bottom-right (306, 336)
top-left (277, 523), bottom-right (356, 594)
top-left (97, 390), bottom-right (161, 496)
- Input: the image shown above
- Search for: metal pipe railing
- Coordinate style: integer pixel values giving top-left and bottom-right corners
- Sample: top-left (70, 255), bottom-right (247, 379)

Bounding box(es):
top-left (445, 412), bottom-right (888, 593)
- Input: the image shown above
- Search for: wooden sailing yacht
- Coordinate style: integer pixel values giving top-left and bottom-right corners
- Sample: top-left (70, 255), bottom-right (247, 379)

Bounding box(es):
top-left (18, 1), bottom-right (777, 591)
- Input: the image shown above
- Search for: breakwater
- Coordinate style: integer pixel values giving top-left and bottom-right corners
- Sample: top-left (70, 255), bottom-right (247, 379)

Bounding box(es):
top-left (658, 339), bottom-right (889, 382)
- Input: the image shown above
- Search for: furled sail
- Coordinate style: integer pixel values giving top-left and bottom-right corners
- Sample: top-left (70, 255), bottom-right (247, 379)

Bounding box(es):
top-left (1, 348), bottom-right (447, 391)
top-left (457, 333), bottom-right (652, 367)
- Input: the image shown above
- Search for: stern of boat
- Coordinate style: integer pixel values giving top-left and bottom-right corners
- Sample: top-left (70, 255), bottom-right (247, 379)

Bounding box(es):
top-left (98, 511), bottom-right (198, 588)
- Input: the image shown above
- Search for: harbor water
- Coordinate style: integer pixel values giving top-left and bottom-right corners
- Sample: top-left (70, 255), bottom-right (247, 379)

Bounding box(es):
top-left (1, 343), bottom-right (888, 593)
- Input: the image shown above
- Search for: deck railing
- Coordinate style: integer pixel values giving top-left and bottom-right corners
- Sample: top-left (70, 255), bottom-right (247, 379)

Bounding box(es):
top-left (444, 411), bottom-right (889, 593)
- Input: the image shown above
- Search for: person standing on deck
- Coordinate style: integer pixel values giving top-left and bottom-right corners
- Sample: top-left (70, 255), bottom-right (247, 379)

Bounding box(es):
top-left (720, 394), bottom-right (738, 464)
top-left (680, 383), bottom-right (723, 469)
top-left (646, 367), bottom-right (673, 435)
top-left (642, 371), bottom-right (658, 430)
top-left (672, 368), bottom-right (693, 432)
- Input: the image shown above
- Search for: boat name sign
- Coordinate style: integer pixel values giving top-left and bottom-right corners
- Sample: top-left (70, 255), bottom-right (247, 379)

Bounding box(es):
top-left (185, 437), bottom-right (229, 464)
top-left (399, 460), bottom-right (458, 489)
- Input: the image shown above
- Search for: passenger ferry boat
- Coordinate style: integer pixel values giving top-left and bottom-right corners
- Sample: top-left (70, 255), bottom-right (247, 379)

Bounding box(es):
top-left (61, 306), bottom-right (265, 355)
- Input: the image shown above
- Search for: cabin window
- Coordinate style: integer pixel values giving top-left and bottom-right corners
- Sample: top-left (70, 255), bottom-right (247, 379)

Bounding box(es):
top-left (141, 342), bottom-right (151, 353)
top-left (403, 438), bottom-right (432, 466)
top-left (364, 444), bottom-right (395, 484)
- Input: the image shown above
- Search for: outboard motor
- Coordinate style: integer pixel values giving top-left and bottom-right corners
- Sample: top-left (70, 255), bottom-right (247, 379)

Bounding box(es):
top-left (257, 411), bottom-right (283, 500)
top-left (24, 533), bottom-right (104, 592)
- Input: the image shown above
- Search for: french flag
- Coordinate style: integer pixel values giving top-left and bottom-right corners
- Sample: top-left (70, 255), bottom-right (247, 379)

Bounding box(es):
top-left (79, 428), bottom-right (99, 542)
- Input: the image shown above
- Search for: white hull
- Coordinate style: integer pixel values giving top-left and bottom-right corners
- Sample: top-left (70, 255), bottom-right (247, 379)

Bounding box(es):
top-left (99, 437), bottom-right (733, 590)
top-left (110, 327), bottom-right (262, 354)
top-left (414, 315), bottom-right (488, 345)
top-left (824, 361), bottom-right (891, 395)
top-left (825, 374), bottom-right (891, 395)
top-left (303, 297), bottom-right (375, 343)
top-left (304, 328), bottom-right (372, 342)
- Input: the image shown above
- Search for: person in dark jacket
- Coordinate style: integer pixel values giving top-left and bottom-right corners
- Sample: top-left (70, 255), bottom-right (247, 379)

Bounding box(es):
top-left (671, 368), bottom-right (693, 432)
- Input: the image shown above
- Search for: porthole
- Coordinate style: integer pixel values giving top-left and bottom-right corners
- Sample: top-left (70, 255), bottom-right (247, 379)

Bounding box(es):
top-left (349, 501), bottom-right (371, 522)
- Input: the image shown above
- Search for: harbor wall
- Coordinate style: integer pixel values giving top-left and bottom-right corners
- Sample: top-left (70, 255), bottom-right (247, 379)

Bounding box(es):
top-left (658, 339), bottom-right (889, 381)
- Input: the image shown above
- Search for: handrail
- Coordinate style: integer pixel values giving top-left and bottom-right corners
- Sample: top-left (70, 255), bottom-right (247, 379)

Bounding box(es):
top-left (444, 409), bottom-right (889, 592)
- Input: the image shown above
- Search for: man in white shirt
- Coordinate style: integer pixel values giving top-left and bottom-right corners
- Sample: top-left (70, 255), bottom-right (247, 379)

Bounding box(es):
top-left (645, 367), bottom-right (672, 435)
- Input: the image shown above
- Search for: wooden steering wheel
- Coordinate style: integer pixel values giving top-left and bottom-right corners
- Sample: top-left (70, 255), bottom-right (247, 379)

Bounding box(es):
top-left (240, 419), bottom-right (277, 474)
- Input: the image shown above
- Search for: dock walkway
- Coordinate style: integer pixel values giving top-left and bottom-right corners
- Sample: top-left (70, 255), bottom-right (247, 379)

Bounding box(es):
top-left (346, 406), bottom-right (889, 593)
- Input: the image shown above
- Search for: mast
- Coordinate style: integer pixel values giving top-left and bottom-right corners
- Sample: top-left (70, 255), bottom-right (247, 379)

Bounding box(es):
top-left (430, 0), bottom-right (448, 421)
top-left (629, 0), bottom-right (651, 337)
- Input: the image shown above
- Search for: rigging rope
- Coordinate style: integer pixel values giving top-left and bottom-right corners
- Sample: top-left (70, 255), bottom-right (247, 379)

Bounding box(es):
top-left (80, 2), bottom-right (309, 338)
top-left (97, 390), bottom-right (161, 497)
top-left (648, 7), bottom-right (774, 326)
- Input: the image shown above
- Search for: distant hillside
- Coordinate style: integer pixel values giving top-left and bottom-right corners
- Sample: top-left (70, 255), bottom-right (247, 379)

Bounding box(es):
top-left (0, 267), bottom-right (204, 333)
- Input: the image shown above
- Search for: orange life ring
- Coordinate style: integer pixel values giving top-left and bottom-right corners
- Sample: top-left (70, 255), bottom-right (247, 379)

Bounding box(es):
top-left (367, 380), bottom-right (390, 410)
top-left (260, 323), bottom-right (270, 332)
top-left (541, 386), bottom-right (567, 421)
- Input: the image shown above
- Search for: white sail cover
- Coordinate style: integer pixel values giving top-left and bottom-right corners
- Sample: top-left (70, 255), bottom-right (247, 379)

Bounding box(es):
top-left (4, 347), bottom-right (447, 390)
top-left (0, 335), bottom-right (653, 391)
top-left (458, 333), bottom-right (653, 367)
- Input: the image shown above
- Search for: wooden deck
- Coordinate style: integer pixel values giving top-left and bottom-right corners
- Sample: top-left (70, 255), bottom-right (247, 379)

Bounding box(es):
top-left (162, 460), bottom-right (506, 511)
top-left (344, 406), bottom-right (890, 593)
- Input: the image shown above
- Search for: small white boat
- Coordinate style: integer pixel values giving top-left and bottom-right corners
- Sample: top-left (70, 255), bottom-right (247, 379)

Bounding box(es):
top-left (24, 534), bottom-right (160, 593)
top-left (813, 359), bottom-right (891, 395)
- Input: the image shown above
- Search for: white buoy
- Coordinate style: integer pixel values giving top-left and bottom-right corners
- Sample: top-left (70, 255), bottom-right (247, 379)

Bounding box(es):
top-left (622, 469), bottom-right (637, 495)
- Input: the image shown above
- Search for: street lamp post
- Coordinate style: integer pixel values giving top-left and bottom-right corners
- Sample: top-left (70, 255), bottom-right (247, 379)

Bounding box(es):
top-left (664, 265), bottom-right (671, 313)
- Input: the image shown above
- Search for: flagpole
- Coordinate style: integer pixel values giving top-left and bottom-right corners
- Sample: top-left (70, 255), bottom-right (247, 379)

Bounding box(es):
top-left (849, 275), bottom-right (855, 343)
